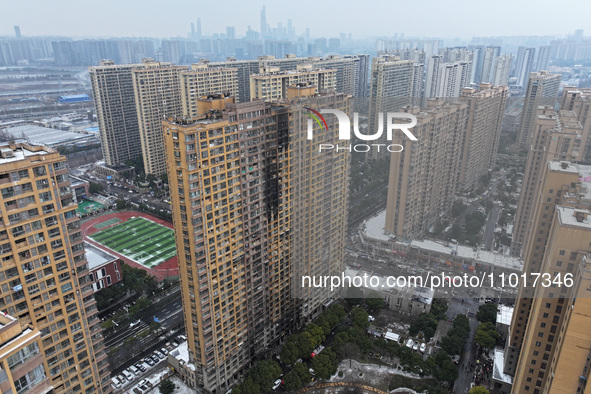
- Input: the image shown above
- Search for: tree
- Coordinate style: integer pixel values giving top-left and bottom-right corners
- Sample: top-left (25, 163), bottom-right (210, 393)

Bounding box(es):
top-left (292, 362), bottom-right (311, 384)
top-left (350, 306), bottom-right (369, 329)
top-left (101, 319), bottom-right (115, 331)
top-left (311, 351), bottom-right (337, 379)
top-left (116, 199), bottom-right (126, 210)
top-left (159, 379), bottom-right (176, 394)
top-left (365, 297), bottom-right (383, 311)
top-left (451, 201), bottom-right (467, 217)
top-left (476, 302), bottom-right (498, 324)
top-left (280, 340), bottom-right (298, 365)
top-left (469, 386), bottom-right (490, 394)
top-left (89, 181), bottom-right (103, 194)
top-left (475, 322), bottom-right (499, 350)
top-left (283, 370), bottom-right (302, 391)
top-left (248, 360), bottom-right (281, 393)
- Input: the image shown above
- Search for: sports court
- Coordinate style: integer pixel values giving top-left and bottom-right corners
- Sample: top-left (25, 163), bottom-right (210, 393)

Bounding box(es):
top-left (89, 217), bottom-right (176, 268)
top-left (76, 198), bottom-right (105, 215)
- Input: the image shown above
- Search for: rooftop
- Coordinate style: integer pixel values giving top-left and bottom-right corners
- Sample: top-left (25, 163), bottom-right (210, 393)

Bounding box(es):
top-left (556, 206), bottom-right (591, 229)
top-left (84, 242), bottom-right (117, 270)
top-left (170, 341), bottom-right (196, 371)
top-left (1, 124), bottom-right (88, 146)
top-left (0, 141), bottom-right (51, 164)
top-left (496, 304), bottom-right (514, 326)
top-left (492, 348), bottom-right (513, 385)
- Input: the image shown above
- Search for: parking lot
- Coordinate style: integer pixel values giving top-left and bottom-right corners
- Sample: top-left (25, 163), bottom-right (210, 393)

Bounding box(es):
top-left (111, 335), bottom-right (186, 393)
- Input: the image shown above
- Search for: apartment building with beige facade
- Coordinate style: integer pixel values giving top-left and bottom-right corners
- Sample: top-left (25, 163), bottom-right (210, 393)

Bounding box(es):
top-left (249, 65), bottom-right (336, 101)
top-left (162, 88), bottom-right (349, 392)
top-left (512, 88), bottom-right (591, 257)
top-left (384, 100), bottom-right (468, 238)
top-left (516, 71), bottom-right (561, 152)
top-left (0, 312), bottom-right (52, 394)
top-left (0, 142), bottom-right (109, 393)
top-left (132, 61), bottom-right (187, 175)
top-left (503, 161), bottom-right (591, 394)
top-left (458, 83), bottom-right (508, 190)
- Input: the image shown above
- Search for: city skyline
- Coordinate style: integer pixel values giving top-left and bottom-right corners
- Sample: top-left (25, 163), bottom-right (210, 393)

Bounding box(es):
top-left (1, 0), bottom-right (590, 40)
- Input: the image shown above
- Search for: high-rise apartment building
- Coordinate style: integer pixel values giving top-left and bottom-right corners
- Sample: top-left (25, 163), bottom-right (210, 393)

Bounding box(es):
top-left (384, 100), bottom-right (468, 238)
top-left (458, 83), bottom-right (508, 190)
top-left (513, 47), bottom-right (536, 89)
top-left (249, 65), bottom-right (336, 101)
top-left (90, 60), bottom-right (143, 167)
top-left (0, 142), bottom-right (109, 393)
top-left (560, 87), bottom-right (591, 162)
top-left (132, 61), bottom-right (187, 176)
top-left (0, 312), bottom-right (52, 394)
top-left (180, 64), bottom-right (239, 118)
top-left (367, 55), bottom-right (415, 162)
top-left (512, 88), bottom-right (591, 259)
top-left (425, 56), bottom-right (472, 99)
top-left (503, 161), bottom-right (591, 393)
top-left (492, 54), bottom-right (512, 87)
top-left (536, 45), bottom-right (551, 72)
top-left (203, 54), bottom-right (368, 103)
top-left (516, 71), bottom-right (561, 152)
top-left (480, 46), bottom-right (501, 84)
top-left (163, 88), bottom-right (350, 392)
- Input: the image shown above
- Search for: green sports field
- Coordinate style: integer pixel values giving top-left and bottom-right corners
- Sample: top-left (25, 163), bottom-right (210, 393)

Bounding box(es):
top-left (76, 198), bottom-right (105, 215)
top-left (89, 217), bottom-right (176, 268)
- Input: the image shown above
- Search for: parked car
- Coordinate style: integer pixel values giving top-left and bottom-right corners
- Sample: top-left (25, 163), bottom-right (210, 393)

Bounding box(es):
top-left (122, 370), bottom-right (134, 381)
top-left (160, 347), bottom-right (168, 355)
top-left (419, 343), bottom-right (426, 353)
top-left (144, 357), bottom-right (155, 366)
top-left (272, 379), bottom-right (282, 390)
top-left (171, 339), bottom-right (180, 347)
top-left (135, 363), bottom-right (146, 372)
top-left (412, 341), bottom-right (419, 351)
top-left (111, 378), bottom-right (121, 389)
top-left (405, 339), bottom-right (414, 348)
top-left (129, 365), bottom-right (140, 376)
top-left (154, 350), bottom-right (164, 359)
top-left (150, 354), bottom-right (160, 364)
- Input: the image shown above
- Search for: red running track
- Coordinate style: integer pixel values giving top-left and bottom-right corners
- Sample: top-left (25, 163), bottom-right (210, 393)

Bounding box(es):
top-left (81, 211), bottom-right (178, 281)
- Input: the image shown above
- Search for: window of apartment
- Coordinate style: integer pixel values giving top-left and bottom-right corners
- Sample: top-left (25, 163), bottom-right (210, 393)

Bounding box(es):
top-left (6, 343), bottom-right (40, 369)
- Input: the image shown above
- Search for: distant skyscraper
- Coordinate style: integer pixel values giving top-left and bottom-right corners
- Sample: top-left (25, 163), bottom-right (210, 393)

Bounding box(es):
top-left (516, 71), bottom-right (561, 152)
top-left (225, 26), bottom-right (235, 40)
top-left (13, 26), bottom-right (21, 39)
top-left (196, 18), bottom-right (202, 38)
top-left (536, 45), bottom-right (551, 71)
top-left (328, 38), bottom-right (340, 54)
top-left (492, 54), bottom-right (512, 86)
top-left (480, 46), bottom-right (501, 83)
top-left (513, 47), bottom-right (536, 88)
top-left (260, 6), bottom-right (267, 37)
top-left (385, 101), bottom-right (468, 237)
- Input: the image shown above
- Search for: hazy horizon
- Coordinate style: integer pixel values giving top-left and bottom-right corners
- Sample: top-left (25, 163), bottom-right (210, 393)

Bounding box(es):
top-left (1, 0), bottom-right (589, 40)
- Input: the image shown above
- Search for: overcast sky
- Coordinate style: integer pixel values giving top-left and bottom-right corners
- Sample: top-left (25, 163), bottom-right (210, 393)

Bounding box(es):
top-left (0, 0), bottom-right (589, 39)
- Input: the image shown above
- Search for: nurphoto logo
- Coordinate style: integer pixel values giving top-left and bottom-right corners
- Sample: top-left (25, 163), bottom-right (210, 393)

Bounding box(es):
top-left (305, 108), bottom-right (418, 153)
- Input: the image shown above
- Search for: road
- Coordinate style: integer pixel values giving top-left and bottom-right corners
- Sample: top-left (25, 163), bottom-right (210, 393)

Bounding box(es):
top-left (483, 204), bottom-right (500, 250)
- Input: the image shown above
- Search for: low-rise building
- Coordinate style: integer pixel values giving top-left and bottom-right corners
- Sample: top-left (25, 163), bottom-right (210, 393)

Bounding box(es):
top-left (85, 242), bottom-right (123, 292)
top-left (168, 341), bottom-right (196, 389)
